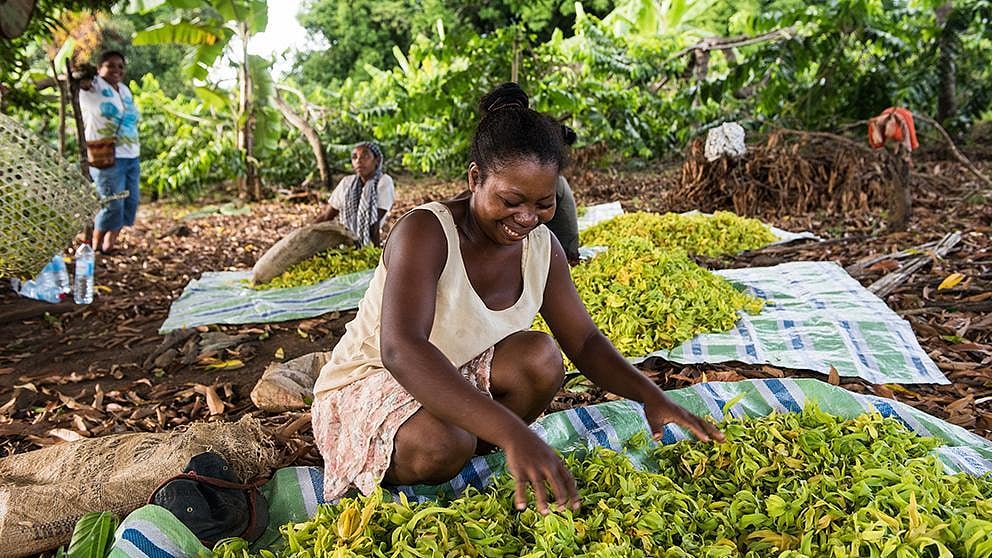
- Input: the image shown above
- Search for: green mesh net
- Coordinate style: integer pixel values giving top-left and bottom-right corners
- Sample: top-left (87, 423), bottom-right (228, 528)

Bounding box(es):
top-left (0, 113), bottom-right (102, 278)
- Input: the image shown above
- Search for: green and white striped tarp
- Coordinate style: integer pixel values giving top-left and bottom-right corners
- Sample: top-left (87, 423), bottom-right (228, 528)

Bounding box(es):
top-left (107, 378), bottom-right (989, 558)
top-left (158, 203), bottom-right (629, 334)
top-left (648, 261), bottom-right (949, 385)
top-left (158, 268), bottom-right (374, 333)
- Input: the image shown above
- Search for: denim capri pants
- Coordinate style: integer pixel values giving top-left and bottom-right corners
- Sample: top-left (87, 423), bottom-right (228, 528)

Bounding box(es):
top-left (91, 157), bottom-right (141, 232)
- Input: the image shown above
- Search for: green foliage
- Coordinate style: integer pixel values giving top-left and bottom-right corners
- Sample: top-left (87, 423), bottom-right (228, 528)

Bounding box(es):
top-left (134, 75), bottom-right (242, 199)
top-left (95, 14), bottom-right (194, 98)
top-left (362, 23), bottom-right (519, 174)
top-left (65, 511), bottom-right (118, 558)
top-left (293, 0), bottom-right (616, 85)
top-left (0, 1), bottom-right (122, 116)
top-left (132, 0), bottom-right (267, 80)
top-left (211, 406), bottom-right (992, 557)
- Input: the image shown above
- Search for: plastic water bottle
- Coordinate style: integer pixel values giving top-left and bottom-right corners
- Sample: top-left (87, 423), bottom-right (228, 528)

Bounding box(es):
top-left (51, 254), bottom-right (70, 296)
top-left (74, 243), bottom-right (95, 304)
top-left (16, 256), bottom-right (65, 303)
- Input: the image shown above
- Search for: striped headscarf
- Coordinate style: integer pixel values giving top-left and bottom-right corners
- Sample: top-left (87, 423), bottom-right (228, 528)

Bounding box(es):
top-left (339, 141), bottom-right (383, 246)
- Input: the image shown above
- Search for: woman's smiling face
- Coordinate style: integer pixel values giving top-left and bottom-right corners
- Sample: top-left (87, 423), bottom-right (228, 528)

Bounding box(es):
top-left (468, 157), bottom-right (558, 245)
top-left (99, 55), bottom-right (125, 86)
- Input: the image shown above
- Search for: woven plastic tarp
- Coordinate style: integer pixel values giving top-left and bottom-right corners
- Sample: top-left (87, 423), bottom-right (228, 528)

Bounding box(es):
top-left (158, 268), bottom-right (374, 333)
top-left (159, 203), bottom-right (627, 333)
top-left (0, 113), bottom-right (101, 278)
top-left (650, 261), bottom-right (948, 385)
top-left (106, 378), bottom-right (991, 558)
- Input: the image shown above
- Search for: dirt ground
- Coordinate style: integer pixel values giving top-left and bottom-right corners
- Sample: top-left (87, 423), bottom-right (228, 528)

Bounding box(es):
top-left (1, 154), bottom-right (990, 475)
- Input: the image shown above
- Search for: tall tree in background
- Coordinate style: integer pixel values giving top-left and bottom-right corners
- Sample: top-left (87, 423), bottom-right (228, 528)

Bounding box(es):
top-left (293, 0), bottom-right (615, 85)
top-left (132, 0), bottom-right (269, 199)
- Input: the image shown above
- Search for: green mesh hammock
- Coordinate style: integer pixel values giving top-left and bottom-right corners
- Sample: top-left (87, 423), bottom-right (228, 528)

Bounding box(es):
top-left (0, 113), bottom-right (102, 278)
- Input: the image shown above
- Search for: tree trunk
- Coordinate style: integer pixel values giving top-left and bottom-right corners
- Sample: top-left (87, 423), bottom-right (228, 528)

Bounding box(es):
top-left (50, 60), bottom-right (66, 156)
top-left (273, 91), bottom-right (330, 190)
top-left (936, 1), bottom-right (957, 125)
top-left (237, 23), bottom-right (259, 200)
top-left (67, 59), bottom-right (93, 242)
top-left (886, 144), bottom-right (912, 233)
top-left (66, 58), bottom-right (90, 181)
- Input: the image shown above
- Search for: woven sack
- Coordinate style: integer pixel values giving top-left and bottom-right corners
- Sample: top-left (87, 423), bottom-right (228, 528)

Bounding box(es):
top-left (0, 113), bottom-right (101, 278)
top-left (251, 351), bottom-right (330, 412)
top-left (0, 416), bottom-right (277, 558)
top-left (85, 139), bottom-right (116, 169)
top-left (251, 220), bottom-right (357, 286)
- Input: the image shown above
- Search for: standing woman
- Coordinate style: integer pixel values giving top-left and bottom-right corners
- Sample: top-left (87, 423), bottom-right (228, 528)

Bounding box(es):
top-left (79, 50), bottom-right (141, 255)
top-left (311, 82), bottom-right (722, 512)
top-left (314, 141), bottom-right (395, 247)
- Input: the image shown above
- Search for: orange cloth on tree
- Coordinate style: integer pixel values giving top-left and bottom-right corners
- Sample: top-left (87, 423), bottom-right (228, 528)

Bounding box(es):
top-left (868, 107), bottom-right (919, 151)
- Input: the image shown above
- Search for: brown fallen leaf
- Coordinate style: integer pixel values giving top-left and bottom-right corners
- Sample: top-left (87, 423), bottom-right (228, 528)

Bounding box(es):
top-left (276, 412), bottom-right (312, 439)
top-left (867, 259), bottom-right (900, 273)
top-left (947, 394), bottom-right (975, 414)
top-left (705, 370), bottom-right (747, 383)
top-left (872, 384), bottom-right (896, 399)
top-left (949, 343), bottom-right (991, 353)
top-left (48, 428), bottom-right (85, 442)
top-left (73, 414), bottom-right (89, 433)
top-left (827, 366), bottom-right (840, 386)
top-left (761, 365), bottom-right (785, 378)
top-left (193, 384), bottom-right (226, 415)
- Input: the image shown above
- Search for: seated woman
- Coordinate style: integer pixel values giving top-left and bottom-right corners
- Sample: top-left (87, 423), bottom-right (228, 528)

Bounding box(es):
top-left (315, 141), bottom-right (395, 246)
top-left (311, 83), bottom-right (722, 513)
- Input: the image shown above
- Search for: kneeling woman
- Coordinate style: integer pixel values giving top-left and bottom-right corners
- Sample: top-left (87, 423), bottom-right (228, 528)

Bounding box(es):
top-left (312, 83), bottom-right (722, 513)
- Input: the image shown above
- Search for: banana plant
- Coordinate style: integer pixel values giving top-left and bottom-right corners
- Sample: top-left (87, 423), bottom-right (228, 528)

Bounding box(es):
top-left (130, 0), bottom-right (274, 200)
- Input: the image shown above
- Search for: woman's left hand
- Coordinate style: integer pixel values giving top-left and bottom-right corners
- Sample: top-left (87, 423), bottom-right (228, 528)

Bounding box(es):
top-left (644, 395), bottom-right (725, 443)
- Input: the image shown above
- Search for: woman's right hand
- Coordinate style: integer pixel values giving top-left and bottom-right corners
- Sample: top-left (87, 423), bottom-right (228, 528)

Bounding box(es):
top-left (501, 427), bottom-right (580, 514)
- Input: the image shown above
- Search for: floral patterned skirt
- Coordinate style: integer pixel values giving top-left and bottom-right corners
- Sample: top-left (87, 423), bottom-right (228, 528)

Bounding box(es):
top-left (312, 346), bottom-right (495, 501)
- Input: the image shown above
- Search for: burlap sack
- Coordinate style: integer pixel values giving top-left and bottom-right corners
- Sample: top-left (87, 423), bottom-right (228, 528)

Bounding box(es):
top-left (0, 416), bottom-right (277, 558)
top-left (251, 221), bottom-right (357, 286)
top-left (251, 352), bottom-right (330, 412)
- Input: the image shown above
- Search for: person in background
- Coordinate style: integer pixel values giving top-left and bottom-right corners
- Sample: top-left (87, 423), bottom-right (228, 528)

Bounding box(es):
top-left (310, 82), bottom-right (723, 513)
top-left (315, 141), bottom-right (395, 247)
top-left (545, 125), bottom-right (581, 265)
top-left (79, 50), bottom-right (141, 255)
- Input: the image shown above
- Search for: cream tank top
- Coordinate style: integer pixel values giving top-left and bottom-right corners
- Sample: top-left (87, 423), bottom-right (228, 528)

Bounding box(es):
top-left (312, 201), bottom-right (552, 399)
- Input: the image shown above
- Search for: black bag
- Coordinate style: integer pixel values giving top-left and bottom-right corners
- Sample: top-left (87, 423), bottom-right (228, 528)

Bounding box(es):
top-left (148, 452), bottom-right (269, 547)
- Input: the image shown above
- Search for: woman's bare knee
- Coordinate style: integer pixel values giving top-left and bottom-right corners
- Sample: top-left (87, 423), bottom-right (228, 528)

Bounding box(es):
top-left (388, 411), bottom-right (476, 485)
top-left (525, 332), bottom-right (565, 393)
top-left (490, 331), bottom-right (565, 420)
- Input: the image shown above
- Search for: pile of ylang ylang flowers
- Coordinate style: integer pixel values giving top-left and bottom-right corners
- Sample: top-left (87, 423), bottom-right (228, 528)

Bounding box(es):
top-left (535, 211), bottom-right (775, 356)
top-left (214, 405), bottom-right (992, 557)
top-left (251, 246), bottom-right (382, 290)
top-left (579, 211), bottom-right (778, 258)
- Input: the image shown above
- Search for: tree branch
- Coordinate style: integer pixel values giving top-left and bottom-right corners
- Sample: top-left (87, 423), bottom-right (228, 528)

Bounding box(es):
top-left (913, 112), bottom-right (992, 191)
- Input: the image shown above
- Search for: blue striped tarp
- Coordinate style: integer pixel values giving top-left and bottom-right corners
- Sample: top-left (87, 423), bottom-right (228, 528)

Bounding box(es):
top-left (107, 378), bottom-right (991, 558)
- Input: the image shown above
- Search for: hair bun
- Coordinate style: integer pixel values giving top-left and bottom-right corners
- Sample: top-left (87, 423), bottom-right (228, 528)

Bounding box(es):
top-left (561, 125), bottom-right (577, 146)
top-left (479, 82), bottom-right (529, 116)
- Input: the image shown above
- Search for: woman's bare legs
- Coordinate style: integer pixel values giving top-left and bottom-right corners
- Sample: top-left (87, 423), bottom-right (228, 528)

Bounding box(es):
top-left (384, 331), bottom-right (565, 485)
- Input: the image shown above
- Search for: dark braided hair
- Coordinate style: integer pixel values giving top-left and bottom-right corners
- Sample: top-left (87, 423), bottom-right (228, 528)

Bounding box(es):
top-left (471, 82), bottom-right (568, 183)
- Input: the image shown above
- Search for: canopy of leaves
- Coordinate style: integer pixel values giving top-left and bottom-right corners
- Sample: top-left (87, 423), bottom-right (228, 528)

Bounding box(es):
top-left (0, 0), bottom-right (121, 110)
top-left (293, 0), bottom-right (615, 85)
